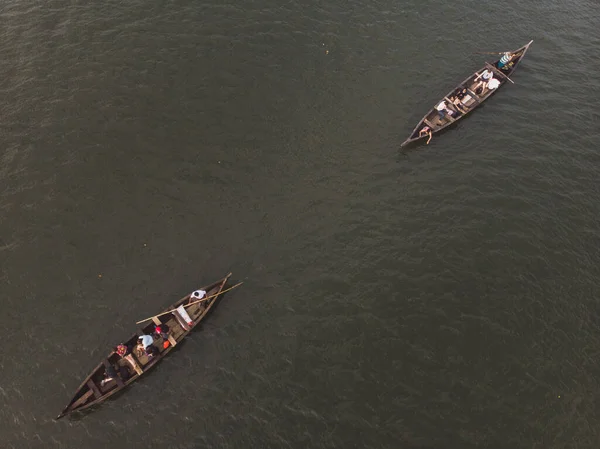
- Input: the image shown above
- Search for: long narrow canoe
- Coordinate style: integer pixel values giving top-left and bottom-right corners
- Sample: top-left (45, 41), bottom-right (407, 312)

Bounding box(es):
top-left (56, 273), bottom-right (232, 419)
top-left (401, 40), bottom-right (533, 147)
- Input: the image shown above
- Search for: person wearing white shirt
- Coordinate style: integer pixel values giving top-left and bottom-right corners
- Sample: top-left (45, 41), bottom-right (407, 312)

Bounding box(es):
top-left (435, 101), bottom-right (448, 120)
top-left (191, 290), bottom-right (206, 300)
top-left (474, 69), bottom-right (494, 94)
top-left (138, 334), bottom-right (153, 349)
top-left (487, 77), bottom-right (501, 90)
top-left (136, 334), bottom-right (155, 357)
top-left (189, 289), bottom-right (208, 310)
top-left (476, 69), bottom-right (493, 82)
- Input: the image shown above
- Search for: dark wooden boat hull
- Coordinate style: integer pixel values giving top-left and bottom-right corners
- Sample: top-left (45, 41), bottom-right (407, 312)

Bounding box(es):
top-left (56, 273), bottom-right (232, 419)
top-left (401, 40), bottom-right (533, 147)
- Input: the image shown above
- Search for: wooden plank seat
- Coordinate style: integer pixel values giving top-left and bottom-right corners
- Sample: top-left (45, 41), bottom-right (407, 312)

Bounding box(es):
top-left (86, 379), bottom-right (102, 399)
top-left (124, 354), bottom-right (143, 375)
top-left (465, 88), bottom-right (480, 103)
top-left (423, 118), bottom-right (435, 129)
top-left (70, 390), bottom-right (94, 409)
top-left (485, 62), bottom-right (509, 81)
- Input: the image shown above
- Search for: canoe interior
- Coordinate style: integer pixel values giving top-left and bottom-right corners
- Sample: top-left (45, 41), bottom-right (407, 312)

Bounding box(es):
top-left (56, 273), bottom-right (232, 419)
top-left (402, 40), bottom-right (533, 147)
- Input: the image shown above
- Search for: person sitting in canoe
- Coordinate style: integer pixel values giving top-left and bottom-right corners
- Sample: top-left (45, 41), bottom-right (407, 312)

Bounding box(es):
top-left (451, 88), bottom-right (469, 112)
top-left (189, 289), bottom-right (209, 309)
top-left (153, 323), bottom-right (170, 340)
top-left (146, 344), bottom-right (159, 358)
top-left (496, 52), bottom-right (514, 70)
top-left (118, 364), bottom-right (132, 381)
top-left (473, 69), bottom-right (493, 94)
top-left (435, 101), bottom-right (452, 120)
top-left (486, 77), bottom-right (501, 91)
top-left (136, 334), bottom-right (154, 356)
top-left (418, 126), bottom-right (433, 144)
top-left (115, 344), bottom-right (129, 357)
top-left (190, 289), bottom-right (206, 303)
top-left (100, 364), bottom-right (118, 387)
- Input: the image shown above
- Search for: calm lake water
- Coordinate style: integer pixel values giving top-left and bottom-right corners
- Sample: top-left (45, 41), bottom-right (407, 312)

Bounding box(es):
top-left (2, 0), bottom-right (600, 448)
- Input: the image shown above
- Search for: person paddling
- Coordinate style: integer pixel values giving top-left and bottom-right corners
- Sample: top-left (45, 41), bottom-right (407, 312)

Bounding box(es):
top-left (418, 126), bottom-right (433, 144)
top-left (496, 52), bottom-right (514, 69)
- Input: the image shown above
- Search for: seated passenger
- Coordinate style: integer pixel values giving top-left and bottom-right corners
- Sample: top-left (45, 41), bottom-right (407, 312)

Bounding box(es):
top-left (451, 94), bottom-right (468, 112)
top-left (496, 52), bottom-right (514, 69)
top-left (115, 344), bottom-right (129, 357)
top-left (119, 364), bottom-right (132, 381)
top-left (475, 69), bottom-right (493, 82)
top-left (473, 69), bottom-right (493, 93)
top-left (435, 101), bottom-right (452, 120)
top-left (154, 323), bottom-right (170, 340)
top-left (190, 289), bottom-right (207, 302)
top-left (100, 364), bottom-right (117, 387)
top-left (136, 334), bottom-right (154, 356)
top-left (487, 77), bottom-right (501, 91)
top-left (145, 344), bottom-right (159, 358)
top-left (455, 88), bottom-right (468, 100)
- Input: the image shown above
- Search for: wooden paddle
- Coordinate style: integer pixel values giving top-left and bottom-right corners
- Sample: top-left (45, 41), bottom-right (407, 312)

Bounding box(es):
top-left (135, 281), bottom-right (244, 324)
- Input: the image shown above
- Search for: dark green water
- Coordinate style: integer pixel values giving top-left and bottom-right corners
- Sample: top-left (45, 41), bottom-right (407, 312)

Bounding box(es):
top-left (2, 0), bottom-right (600, 448)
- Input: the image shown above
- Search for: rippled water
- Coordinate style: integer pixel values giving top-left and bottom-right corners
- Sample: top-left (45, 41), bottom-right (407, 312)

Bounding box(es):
top-left (2, 0), bottom-right (600, 448)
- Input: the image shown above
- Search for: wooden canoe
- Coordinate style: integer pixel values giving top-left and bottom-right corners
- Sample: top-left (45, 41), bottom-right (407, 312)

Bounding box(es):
top-left (401, 40), bottom-right (533, 147)
top-left (56, 273), bottom-right (232, 419)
